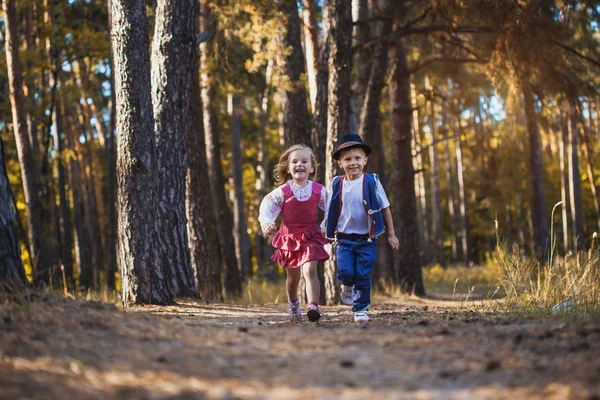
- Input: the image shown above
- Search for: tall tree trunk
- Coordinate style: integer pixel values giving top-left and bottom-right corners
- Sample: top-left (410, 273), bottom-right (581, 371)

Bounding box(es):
top-left (151, 0), bottom-right (197, 297)
top-left (302, 0), bottom-right (319, 112)
top-left (200, 5), bottom-right (241, 297)
top-left (425, 79), bottom-right (443, 265)
top-left (280, 0), bottom-right (311, 147)
top-left (358, 12), bottom-right (392, 285)
top-left (323, 0), bottom-right (352, 305)
top-left (353, 0), bottom-right (372, 108)
top-left (312, 31), bottom-right (329, 184)
top-left (63, 100), bottom-right (91, 289)
top-left (55, 95), bottom-right (74, 289)
top-left (558, 107), bottom-right (570, 255)
top-left (0, 137), bottom-right (27, 287)
top-left (105, 0), bottom-right (118, 290)
top-left (411, 84), bottom-right (430, 265)
top-left (443, 124), bottom-right (458, 262)
top-left (576, 100), bottom-right (600, 233)
top-left (567, 94), bottom-right (584, 250)
top-left (229, 94), bottom-right (251, 281)
top-left (388, 2), bottom-right (424, 295)
top-left (522, 80), bottom-right (549, 257)
top-left (111, 0), bottom-right (172, 305)
top-left (186, 42), bottom-right (223, 301)
top-left (255, 59), bottom-right (276, 278)
top-left (3, 0), bottom-right (49, 285)
top-left (453, 106), bottom-right (472, 265)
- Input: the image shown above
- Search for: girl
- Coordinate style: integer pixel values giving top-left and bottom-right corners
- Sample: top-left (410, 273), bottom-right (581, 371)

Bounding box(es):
top-left (259, 144), bottom-right (329, 322)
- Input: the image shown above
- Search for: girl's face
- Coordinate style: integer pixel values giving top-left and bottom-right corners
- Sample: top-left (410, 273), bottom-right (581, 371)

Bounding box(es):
top-left (287, 149), bottom-right (314, 185)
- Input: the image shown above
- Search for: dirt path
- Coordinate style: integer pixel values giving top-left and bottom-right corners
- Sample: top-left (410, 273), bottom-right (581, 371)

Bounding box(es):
top-left (1, 295), bottom-right (599, 399)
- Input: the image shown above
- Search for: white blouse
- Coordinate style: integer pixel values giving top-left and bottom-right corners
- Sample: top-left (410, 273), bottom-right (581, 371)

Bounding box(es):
top-left (258, 180), bottom-right (330, 228)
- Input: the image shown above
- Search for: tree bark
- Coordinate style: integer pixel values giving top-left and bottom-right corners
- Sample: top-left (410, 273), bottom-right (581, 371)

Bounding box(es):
top-left (567, 94), bottom-right (584, 250)
top-left (151, 0), bottom-right (198, 297)
top-left (111, 0), bottom-right (172, 305)
top-left (186, 42), bottom-right (223, 301)
top-left (443, 124), bottom-right (458, 262)
top-left (200, 5), bottom-right (241, 297)
top-left (229, 94), bottom-right (251, 281)
top-left (558, 106), bottom-right (570, 255)
top-left (522, 80), bottom-right (549, 257)
top-left (280, 0), bottom-right (311, 147)
top-left (105, 0), bottom-right (118, 290)
top-left (388, 2), bottom-right (424, 295)
top-left (303, 0), bottom-right (319, 112)
top-left (3, 0), bottom-right (49, 285)
top-left (0, 137), bottom-right (27, 287)
top-left (576, 100), bottom-right (600, 233)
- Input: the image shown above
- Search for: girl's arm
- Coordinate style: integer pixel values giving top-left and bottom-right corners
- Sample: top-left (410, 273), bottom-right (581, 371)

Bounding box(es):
top-left (258, 187), bottom-right (284, 235)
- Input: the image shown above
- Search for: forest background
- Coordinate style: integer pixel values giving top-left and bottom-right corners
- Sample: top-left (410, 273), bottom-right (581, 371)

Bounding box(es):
top-left (1, 0), bottom-right (599, 307)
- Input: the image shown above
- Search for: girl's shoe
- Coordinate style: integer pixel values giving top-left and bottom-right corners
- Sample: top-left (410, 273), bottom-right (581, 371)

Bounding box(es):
top-left (288, 299), bottom-right (302, 321)
top-left (353, 310), bottom-right (369, 322)
top-left (306, 304), bottom-right (322, 322)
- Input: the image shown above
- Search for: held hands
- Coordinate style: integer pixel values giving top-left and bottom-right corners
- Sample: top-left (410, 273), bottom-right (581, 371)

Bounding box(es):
top-left (262, 223), bottom-right (278, 236)
top-left (387, 233), bottom-right (399, 251)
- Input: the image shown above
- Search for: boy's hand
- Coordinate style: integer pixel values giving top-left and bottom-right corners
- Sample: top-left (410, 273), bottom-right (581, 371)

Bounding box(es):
top-left (262, 223), bottom-right (277, 236)
top-left (387, 233), bottom-right (399, 251)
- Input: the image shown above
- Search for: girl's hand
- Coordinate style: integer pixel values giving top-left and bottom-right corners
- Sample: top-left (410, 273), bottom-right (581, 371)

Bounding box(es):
top-left (262, 223), bottom-right (278, 236)
top-left (388, 234), bottom-right (399, 251)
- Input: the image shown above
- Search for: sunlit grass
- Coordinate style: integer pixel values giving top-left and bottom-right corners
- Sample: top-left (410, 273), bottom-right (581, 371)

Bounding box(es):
top-left (421, 261), bottom-right (504, 299)
top-left (495, 233), bottom-right (600, 318)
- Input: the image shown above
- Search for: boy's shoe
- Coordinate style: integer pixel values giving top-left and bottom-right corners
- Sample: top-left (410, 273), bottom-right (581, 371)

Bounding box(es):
top-left (288, 299), bottom-right (302, 321)
top-left (306, 304), bottom-right (322, 322)
top-left (340, 285), bottom-right (353, 306)
top-left (353, 310), bottom-right (369, 322)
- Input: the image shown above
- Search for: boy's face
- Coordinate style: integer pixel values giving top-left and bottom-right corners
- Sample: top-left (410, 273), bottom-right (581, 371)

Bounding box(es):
top-left (337, 147), bottom-right (368, 181)
top-left (287, 149), bottom-right (314, 183)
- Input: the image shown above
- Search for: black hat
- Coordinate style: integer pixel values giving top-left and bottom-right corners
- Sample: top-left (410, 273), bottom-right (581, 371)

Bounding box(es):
top-left (332, 134), bottom-right (372, 160)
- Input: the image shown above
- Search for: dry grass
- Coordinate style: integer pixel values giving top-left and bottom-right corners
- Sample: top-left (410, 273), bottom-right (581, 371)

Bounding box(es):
top-left (495, 235), bottom-right (600, 318)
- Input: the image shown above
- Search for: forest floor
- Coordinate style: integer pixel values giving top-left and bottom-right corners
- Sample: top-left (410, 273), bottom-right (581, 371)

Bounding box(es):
top-left (1, 292), bottom-right (599, 400)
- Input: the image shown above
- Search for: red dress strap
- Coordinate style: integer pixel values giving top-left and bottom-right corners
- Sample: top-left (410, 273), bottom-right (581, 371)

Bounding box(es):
top-left (311, 182), bottom-right (322, 195)
top-left (281, 183), bottom-right (293, 197)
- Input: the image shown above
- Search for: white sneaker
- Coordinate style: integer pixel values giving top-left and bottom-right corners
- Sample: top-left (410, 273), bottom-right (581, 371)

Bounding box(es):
top-left (306, 304), bottom-right (322, 322)
top-left (354, 310), bottom-right (369, 322)
top-left (340, 285), bottom-right (353, 306)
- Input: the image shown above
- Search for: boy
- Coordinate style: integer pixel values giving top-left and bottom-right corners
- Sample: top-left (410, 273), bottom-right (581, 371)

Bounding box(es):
top-left (324, 134), bottom-right (399, 322)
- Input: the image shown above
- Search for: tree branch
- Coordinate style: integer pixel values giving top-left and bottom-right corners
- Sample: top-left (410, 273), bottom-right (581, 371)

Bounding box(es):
top-left (550, 38), bottom-right (600, 70)
top-left (410, 57), bottom-right (488, 74)
top-left (354, 25), bottom-right (499, 53)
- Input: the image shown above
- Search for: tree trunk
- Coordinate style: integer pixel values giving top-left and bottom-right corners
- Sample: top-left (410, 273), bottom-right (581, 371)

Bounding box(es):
top-left (312, 30), bottom-right (329, 185)
top-left (558, 107), bottom-right (570, 255)
top-left (353, 0), bottom-right (372, 108)
top-left (229, 94), bottom-right (251, 281)
top-left (358, 13), bottom-right (392, 285)
top-left (302, 0), bottom-right (319, 112)
top-left (522, 80), bottom-right (549, 257)
top-left (411, 84), bottom-right (430, 265)
top-left (200, 5), bottom-right (241, 297)
top-left (105, 0), bottom-right (118, 290)
top-left (55, 96), bottom-right (74, 289)
top-left (111, 0), bottom-right (172, 305)
top-left (576, 100), bottom-right (600, 233)
top-left (186, 43), bottom-right (223, 301)
top-left (3, 0), bottom-right (49, 285)
top-left (280, 0), bottom-right (311, 147)
top-left (0, 137), bottom-right (27, 287)
top-left (453, 107), bottom-right (472, 265)
top-left (443, 125), bottom-right (458, 262)
top-left (388, 2), bottom-right (424, 295)
top-left (151, 0), bottom-right (197, 298)
top-left (567, 94), bottom-right (584, 250)
top-left (63, 100), bottom-right (91, 289)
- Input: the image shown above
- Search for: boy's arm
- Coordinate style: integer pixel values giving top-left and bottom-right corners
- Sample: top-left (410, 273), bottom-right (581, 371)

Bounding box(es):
top-left (382, 207), bottom-right (399, 250)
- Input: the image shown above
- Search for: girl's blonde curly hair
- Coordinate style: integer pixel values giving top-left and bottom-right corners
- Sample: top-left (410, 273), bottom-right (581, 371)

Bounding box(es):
top-left (273, 144), bottom-right (318, 186)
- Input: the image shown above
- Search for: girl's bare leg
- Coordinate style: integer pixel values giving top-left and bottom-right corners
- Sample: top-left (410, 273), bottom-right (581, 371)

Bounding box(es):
top-left (286, 267), bottom-right (302, 302)
top-left (302, 260), bottom-right (320, 305)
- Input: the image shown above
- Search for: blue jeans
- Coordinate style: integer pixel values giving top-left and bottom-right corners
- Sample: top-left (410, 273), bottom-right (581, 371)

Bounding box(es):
top-left (336, 237), bottom-right (377, 312)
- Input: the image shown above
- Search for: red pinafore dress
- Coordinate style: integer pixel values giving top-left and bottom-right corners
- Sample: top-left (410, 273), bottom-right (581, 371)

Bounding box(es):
top-left (270, 182), bottom-right (330, 268)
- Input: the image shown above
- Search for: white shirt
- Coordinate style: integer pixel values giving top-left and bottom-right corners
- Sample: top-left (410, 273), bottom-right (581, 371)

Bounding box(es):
top-left (258, 180), bottom-right (329, 229)
top-left (322, 174), bottom-right (390, 234)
